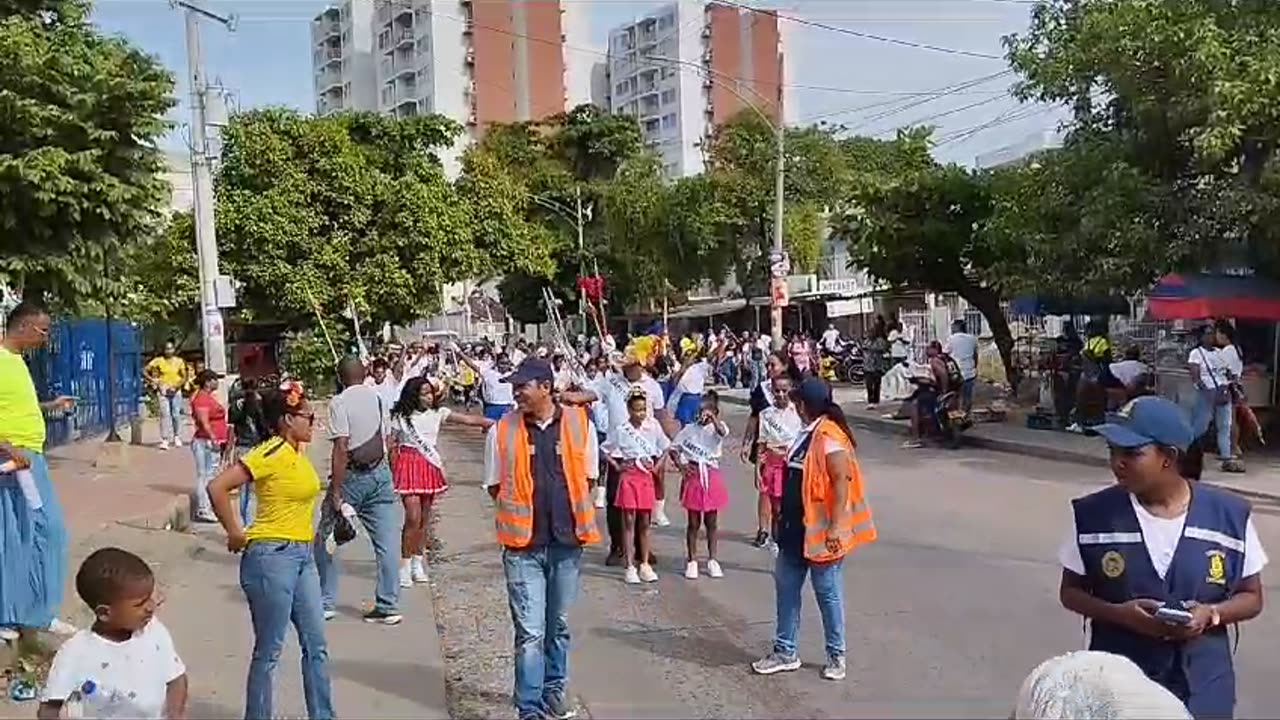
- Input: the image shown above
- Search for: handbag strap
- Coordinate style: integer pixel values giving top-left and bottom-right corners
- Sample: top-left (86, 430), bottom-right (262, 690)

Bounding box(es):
top-left (1197, 347), bottom-right (1222, 389)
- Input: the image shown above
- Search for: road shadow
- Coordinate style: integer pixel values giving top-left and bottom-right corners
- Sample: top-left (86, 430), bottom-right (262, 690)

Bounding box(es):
top-left (148, 482), bottom-right (191, 496)
top-left (591, 622), bottom-right (758, 668)
top-left (330, 657), bottom-right (447, 709)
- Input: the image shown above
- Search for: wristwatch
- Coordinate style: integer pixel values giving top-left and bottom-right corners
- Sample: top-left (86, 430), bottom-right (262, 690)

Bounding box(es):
top-left (1209, 605), bottom-right (1222, 628)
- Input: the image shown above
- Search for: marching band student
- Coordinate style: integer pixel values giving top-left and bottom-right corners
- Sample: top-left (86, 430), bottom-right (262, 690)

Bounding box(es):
top-left (1058, 397), bottom-right (1266, 718)
top-left (388, 376), bottom-right (493, 588)
top-left (603, 389), bottom-right (670, 584)
top-left (672, 391), bottom-right (730, 579)
top-left (755, 375), bottom-right (802, 555)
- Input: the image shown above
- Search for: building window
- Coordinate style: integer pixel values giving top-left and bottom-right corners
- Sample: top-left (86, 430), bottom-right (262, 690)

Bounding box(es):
top-left (661, 113), bottom-right (677, 130)
top-left (661, 66), bottom-right (677, 80)
top-left (643, 118), bottom-right (659, 133)
top-left (658, 13), bottom-right (674, 30)
top-left (661, 89), bottom-right (676, 105)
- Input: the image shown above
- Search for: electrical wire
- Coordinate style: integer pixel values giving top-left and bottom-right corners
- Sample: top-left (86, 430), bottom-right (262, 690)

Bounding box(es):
top-left (801, 68), bottom-right (1013, 123)
top-left (710, 0), bottom-right (1006, 60)
top-left (866, 93), bottom-right (1011, 136)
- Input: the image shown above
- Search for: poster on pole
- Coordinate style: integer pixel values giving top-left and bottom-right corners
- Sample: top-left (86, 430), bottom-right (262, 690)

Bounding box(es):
top-left (770, 277), bottom-right (789, 308)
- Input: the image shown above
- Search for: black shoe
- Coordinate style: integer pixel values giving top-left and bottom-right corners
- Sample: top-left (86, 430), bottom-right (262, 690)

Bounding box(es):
top-left (362, 609), bottom-right (403, 625)
top-left (752, 530), bottom-right (769, 548)
top-left (605, 551), bottom-right (624, 567)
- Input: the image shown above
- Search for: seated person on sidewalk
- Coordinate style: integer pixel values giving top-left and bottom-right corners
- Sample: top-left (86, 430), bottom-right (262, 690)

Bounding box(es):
top-left (39, 548), bottom-right (187, 720)
top-left (903, 342), bottom-right (950, 449)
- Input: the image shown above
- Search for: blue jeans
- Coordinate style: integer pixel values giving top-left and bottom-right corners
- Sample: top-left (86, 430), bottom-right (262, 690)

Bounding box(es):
top-left (0, 452), bottom-right (66, 630)
top-left (156, 392), bottom-right (183, 442)
top-left (313, 462), bottom-right (400, 614)
top-left (234, 445), bottom-right (257, 525)
top-left (503, 542), bottom-right (583, 719)
top-left (1192, 389), bottom-right (1233, 460)
top-left (239, 540), bottom-right (333, 720)
top-left (772, 552), bottom-right (845, 660)
top-left (191, 439), bottom-right (219, 518)
top-left (959, 378), bottom-right (975, 413)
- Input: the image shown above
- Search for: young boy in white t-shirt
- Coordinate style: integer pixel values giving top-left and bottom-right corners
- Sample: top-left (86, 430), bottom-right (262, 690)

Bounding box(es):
top-left (39, 548), bottom-right (187, 720)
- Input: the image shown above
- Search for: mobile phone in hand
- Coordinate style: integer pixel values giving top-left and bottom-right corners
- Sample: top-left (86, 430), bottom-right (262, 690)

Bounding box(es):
top-left (1155, 606), bottom-right (1194, 626)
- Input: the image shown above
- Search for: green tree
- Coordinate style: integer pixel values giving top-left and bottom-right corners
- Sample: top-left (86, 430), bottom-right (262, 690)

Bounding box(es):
top-left (115, 211), bottom-right (200, 338)
top-left (701, 113), bottom-right (850, 296)
top-left (1002, 0), bottom-right (1280, 289)
top-left (0, 0), bottom-right (174, 307)
top-left (832, 132), bottom-right (1021, 383)
top-left (208, 109), bottom-right (482, 328)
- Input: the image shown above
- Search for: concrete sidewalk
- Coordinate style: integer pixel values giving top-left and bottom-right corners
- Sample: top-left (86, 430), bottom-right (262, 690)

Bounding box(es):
top-left (45, 419), bottom-right (195, 538)
top-left (720, 385), bottom-right (1280, 503)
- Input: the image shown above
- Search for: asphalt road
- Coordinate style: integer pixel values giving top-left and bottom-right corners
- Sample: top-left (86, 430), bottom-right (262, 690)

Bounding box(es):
top-left (430, 404), bottom-right (1280, 720)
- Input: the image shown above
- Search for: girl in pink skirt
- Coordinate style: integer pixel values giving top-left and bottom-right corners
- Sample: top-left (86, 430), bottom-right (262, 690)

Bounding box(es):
top-left (755, 375), bottom-right (801, 554)
top-left (389, 376), bottom-right (493, 588)
top-left (604, 390), bottom-right (670, 584)
top-left (672, 390), bottom-right (730, 579)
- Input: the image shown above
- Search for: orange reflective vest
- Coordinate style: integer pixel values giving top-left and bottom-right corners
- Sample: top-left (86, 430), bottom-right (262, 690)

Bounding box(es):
top-left (494, 406), bottom-right (601, 549)
top-left (801, 418), bottom-right (876, 562)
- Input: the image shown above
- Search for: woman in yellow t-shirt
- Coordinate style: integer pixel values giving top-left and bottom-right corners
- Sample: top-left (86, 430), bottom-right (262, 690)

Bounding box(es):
top-left (207, 384), bottom-right (333, 720)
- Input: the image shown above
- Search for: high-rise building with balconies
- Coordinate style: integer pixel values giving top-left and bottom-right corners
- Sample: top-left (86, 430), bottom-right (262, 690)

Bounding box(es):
top-left (603, 1), bottom-right (783, 178)
top-left (311, 0), bottom-right (378, 117)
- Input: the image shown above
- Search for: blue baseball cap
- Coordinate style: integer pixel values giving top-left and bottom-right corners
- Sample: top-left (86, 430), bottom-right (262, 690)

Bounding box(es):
top-left (1094, 396), bottom-right (1196, 451)
top-left (795, 377), bottom-right (833, 409)
top-left (502, 358), bottom-right (554, 387)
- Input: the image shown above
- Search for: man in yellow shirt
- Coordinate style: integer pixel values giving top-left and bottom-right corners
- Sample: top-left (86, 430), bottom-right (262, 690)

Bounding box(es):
top-left (0, 302), bottom-right (74, 634)
top-left (144, 340), bottom-right (188, 450)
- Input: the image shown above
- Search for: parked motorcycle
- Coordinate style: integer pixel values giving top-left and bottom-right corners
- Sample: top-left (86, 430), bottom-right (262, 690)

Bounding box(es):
top-left (932, 390), bottom-right (972, 449)
top-left (829, 341), bottom-right (864, 385)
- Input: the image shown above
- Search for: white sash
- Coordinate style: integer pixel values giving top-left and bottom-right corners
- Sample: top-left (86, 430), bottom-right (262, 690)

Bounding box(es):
top-left (400, 415), bottom-right (443, 470)
top-left (759, 409), bottom-right (796, 448)
top-left (678, 428), bottom-right (720, 490)
top-left (618, 422), bottom-right (659, 470)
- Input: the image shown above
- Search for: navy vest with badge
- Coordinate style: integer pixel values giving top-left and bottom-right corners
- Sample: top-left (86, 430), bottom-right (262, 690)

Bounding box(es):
top-left (1073, 483), bottom-right (1249, 719)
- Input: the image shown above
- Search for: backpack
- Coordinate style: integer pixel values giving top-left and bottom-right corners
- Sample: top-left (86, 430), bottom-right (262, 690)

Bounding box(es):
top-left (941, 354), bottom-right (964, 387)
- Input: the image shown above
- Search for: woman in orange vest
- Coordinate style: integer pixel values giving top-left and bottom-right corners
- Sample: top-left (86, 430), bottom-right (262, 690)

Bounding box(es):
top-left (751, 377), bottom-right (876, 682)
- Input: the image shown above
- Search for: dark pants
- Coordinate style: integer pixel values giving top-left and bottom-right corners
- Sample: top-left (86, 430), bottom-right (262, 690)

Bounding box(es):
top-left (865, 372), bottom-right (882, 404)
top-left (605, 465), bottom-right (647, 563)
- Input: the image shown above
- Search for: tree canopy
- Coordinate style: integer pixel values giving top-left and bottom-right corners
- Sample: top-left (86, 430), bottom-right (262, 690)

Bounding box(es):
top-left (0, 0), bottom-right (173, 307)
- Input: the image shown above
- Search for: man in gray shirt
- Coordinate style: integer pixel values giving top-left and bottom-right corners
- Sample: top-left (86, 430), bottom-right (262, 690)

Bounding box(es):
top-left (315, 356), bottom-right (402, 624)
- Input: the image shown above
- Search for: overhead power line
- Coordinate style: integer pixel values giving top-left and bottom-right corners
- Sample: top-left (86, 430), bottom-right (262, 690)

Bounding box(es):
top-left (710, 0), bottom-right (1006, 60)
top-left (801, 68), bottom-right (1013, 124)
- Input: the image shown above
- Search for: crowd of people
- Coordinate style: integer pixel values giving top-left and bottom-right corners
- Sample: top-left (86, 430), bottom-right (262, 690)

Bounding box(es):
top-left (0, 302), bottom-right (1272, 720)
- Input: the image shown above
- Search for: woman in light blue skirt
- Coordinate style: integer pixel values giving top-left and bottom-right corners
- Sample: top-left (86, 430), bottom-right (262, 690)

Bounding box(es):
top-left (0, 451), bottom-right (68, 633)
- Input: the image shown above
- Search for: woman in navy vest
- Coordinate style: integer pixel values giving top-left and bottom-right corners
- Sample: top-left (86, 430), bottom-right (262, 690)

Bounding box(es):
top-left (1058, 396), bottom-right (1266, 718)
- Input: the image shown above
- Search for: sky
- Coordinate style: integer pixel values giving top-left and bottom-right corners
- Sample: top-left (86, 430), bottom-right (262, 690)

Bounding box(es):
top-left (90, 0), bottom-right (1064, 165)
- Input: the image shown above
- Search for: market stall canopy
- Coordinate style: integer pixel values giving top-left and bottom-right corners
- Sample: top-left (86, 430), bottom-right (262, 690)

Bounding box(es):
top-left (1148, 273), bottom-right (1280, 320)
top-left (1009, 294), bottom-right (1129, 317)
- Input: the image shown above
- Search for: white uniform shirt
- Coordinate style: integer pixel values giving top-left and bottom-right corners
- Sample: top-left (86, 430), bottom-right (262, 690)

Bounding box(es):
top-left (592, 371), bottom-right (666, 436)
top-left (758, 404), bottom-right (803, 451)
top-left (41, 620), bottom-right (185, 720)
top-left (673, 420), bottom-right (727, 469)
top-left (943, 332), bottom-right (979, 381)
top-left (1058, 494), bottom-right (1268, 579)
top-left (392, 408), bottom-right (450, 455)
top-left (602, 417), bottom-right (670, 461)
top-left (481, 368), bottom-right (514, 405)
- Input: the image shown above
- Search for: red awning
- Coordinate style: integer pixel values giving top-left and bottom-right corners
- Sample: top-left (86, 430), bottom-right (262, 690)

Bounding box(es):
top-left (1147, 273), bottom-right (1280, 321)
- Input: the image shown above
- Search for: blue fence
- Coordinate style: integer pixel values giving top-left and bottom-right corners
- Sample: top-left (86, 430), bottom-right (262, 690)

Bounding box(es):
top-left (26, 319), bottom-right (143, 447)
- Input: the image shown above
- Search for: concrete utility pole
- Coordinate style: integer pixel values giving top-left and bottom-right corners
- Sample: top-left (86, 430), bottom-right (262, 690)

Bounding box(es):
top-left (174, 0), bottom-right (234, 373)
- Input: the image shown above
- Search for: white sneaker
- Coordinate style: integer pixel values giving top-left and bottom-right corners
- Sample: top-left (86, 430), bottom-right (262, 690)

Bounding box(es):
top-left (624, 566), bottom-right (641, 584)
top-left (684, 561), bottom-right (699, 579)
top-left (0, 627), bottom-right (19, 641)
top-left (638, 563), bottom-right (658, 583)
top-left (173, 437), bottom-right (183, 447)
top-left (323, 609), bottom-right (337, 621)
top-left (410, 556), bottom-right (429, 584)
top-left (706, 559), bottom-right (724, 578)
top-left (592, 485), bottom-right (606, 509)
top-left (47, 619), bottom-right (77, 637)
top-left (769, 541), bottom-right (779, 559)
top-left (159, 441), bottom-right (170, 451)
top-left (653, 499), bottom-right (671, 527)
top-left (398, 563), bottom-right (413, 589)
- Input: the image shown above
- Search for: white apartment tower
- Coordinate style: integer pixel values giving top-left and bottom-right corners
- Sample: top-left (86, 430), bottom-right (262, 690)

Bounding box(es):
top-left (604, 1), bottom-right (783, 178)
top-left (311, 0), bottom-right (378, 116)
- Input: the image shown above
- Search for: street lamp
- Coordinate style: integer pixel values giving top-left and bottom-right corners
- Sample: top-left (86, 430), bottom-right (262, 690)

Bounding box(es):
top-left (530, 188), bottom-right (594, 335)
top-left (648, 54), bottom-right (786, 350)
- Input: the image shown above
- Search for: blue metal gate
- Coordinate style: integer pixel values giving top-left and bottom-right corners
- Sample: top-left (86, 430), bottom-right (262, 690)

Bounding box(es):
top-left (26, 318), bottom-right (143, 447)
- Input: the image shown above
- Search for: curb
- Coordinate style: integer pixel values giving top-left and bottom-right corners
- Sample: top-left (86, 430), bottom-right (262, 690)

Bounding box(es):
top-left (722, 394), bottom-right (1280, 504)
top-left (115, 493), bottom-right (192, 534)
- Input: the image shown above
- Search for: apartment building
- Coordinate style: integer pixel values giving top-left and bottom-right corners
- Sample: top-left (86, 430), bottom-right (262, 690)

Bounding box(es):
top-left (603, 1), bottom-right (783, 178)
top-left (311, 0), bottom-right (378, 116)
